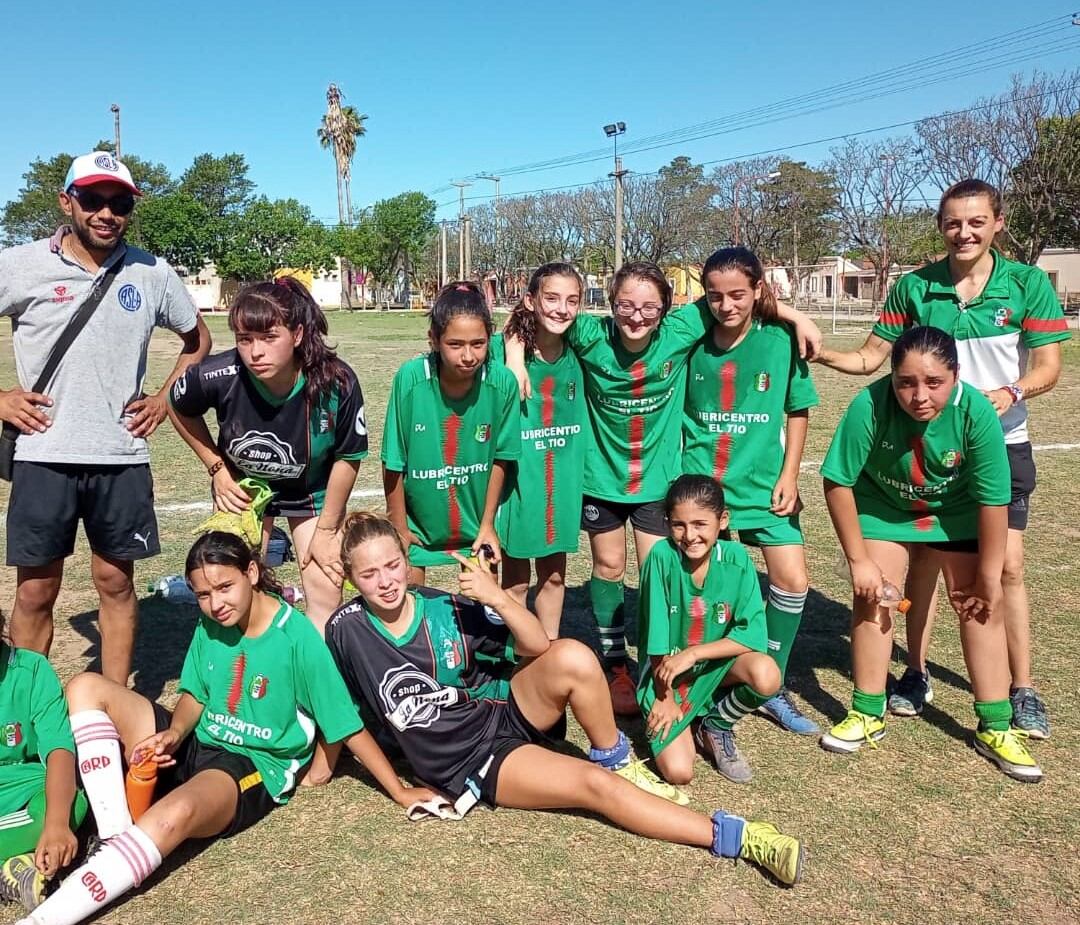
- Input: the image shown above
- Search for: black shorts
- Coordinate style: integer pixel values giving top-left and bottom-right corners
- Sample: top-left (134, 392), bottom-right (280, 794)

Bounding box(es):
top-left (6, 462), bottom-right (160, 567)
top-left (152, 704), bottom-right (278, 838)
top-left (1006, 442), bottom-right (1036, 531)
top-left (580, 494), bottom-right (667, 537)
top-left (479, 693), bottom-right (558, 807)
top-left (925, 538), bottom-right (980, 554)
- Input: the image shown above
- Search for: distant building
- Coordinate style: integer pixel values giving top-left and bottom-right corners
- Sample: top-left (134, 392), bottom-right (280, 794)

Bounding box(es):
top-left (1036, 249), bottom-right (1080, 307)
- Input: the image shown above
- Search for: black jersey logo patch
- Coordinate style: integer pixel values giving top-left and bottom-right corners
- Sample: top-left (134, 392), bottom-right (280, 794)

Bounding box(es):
top-left (227, 431), bottom-right (304, 479)
top-left (379, 663), bottom-right (460, 731)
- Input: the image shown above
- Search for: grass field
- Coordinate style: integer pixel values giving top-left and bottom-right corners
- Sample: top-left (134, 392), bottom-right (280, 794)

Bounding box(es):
top-left (1, 311), bottom-right (1078, 925)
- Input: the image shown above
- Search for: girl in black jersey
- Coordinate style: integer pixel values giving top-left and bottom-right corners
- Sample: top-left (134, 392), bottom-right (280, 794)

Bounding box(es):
top-left (169, 278), bottom-right (368, 632)
top-left (323, 513), bottom-right (806, 887)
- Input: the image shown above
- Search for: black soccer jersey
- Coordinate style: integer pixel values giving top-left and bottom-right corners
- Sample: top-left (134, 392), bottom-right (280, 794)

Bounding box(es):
top-left (170, 349), bottom-right (368, 517)
top-left (325, 587), bottom-right (516, 812)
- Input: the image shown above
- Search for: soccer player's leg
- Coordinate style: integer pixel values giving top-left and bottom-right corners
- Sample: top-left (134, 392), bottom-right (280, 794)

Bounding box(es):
top-left (890, 543), bottom-right (940, 717)
top-left (653, 727), bottom-right (696, 786)
top-left (288, 515), bottom-right (344, 633)
top-left (493, 745), bottom-right (803, 885)
top-left (940, 550), bottom-right (1042, 782)
top-left (532, 552), bottom-right (567, 640)
top-left (821, 539), bottom-right (907, 754)
top-left (698, 652), bottom-right (780, 783)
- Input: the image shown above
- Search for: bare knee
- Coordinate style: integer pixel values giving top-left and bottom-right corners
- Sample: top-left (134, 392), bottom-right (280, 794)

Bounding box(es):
top-left (65, 672), bottom-right (116, 712)
top-left (15, 577), bottom-right (62, 616)
top-left (580, 763), bottom-right (621, 805)
top-left (547, 638), bottom-right (602, 680)
top-left (144, 793), bottom-right (198, 842)
top-left (1001, 553), bottom-right (1025, 589)
top-left (657, 753), bottom-right (695, 786)
top-left (747, 656), bottom-right (781, 697)
top-left (92, 561), bottom-right (135, 601)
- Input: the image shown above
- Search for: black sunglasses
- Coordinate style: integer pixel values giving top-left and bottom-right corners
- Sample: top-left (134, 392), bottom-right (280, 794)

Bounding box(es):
top-left (67, 186), bottom-right (136, 217)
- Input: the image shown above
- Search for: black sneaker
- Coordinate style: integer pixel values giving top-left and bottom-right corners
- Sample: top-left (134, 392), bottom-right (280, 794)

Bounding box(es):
top-left (888, 667), bottom-right (933, 717)
top-left (1010, 687), bottom-right (1050, 740)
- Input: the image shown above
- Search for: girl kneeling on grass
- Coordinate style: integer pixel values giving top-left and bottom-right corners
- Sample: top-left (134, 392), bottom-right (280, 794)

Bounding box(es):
top-left (638, 475), bottom-right (780, 786)
top-left (323, 512), bottom-right (805, 886)
top-left (819, 326), bottom-right (1042, 782)
top-left (382, 281), bottom-right (521, 586)
top-left (19, 533), bottom-right (431, 925)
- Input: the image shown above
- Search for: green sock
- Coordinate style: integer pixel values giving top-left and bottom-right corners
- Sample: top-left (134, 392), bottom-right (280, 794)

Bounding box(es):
top-left (704, 684), bottom-right (772, 731)
top-left (852, 687), bottom-right (886, 719)
top-left (589, 577), bottom-right (626, 667)
top-left (765, 584), bottom-right (807, 682)
top-left (974, 698), bottom-right (1012, 732)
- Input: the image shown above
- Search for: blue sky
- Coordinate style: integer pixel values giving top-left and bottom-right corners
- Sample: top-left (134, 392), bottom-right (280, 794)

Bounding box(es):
top-left (2, 1), bottom-right (1076, 222)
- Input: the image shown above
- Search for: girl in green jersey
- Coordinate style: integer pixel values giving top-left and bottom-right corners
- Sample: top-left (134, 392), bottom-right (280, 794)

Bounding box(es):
top-left (496, 264), bottom-right (587, 638)
top-left (683, 248), bottom-right (819, 737)
top-left (638, 476), bottom-right (781, 785)
top-left (820, 327), bottom-right (1042, 782)
top-left (28, 534), bottom-right (432, 925)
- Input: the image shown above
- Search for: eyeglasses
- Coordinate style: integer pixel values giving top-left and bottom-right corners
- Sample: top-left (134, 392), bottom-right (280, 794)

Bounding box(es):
top-left (67, 186), bottom-right (136, 217)
top-left (613, 300), bottom-right (662, 319)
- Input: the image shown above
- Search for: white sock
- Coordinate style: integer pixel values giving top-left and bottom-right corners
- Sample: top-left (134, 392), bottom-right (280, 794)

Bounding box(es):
top-left (21, 824), bottom-right (162, 925)
top-left (71, 709), bottom-right (131, 838)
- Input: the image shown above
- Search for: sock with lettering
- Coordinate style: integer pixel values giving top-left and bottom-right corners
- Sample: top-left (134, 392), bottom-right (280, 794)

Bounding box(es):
top-left (71, 709), bottom-right (131, 839)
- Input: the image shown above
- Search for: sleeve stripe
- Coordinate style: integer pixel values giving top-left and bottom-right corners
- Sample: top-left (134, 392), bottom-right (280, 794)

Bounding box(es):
top-left (877, 310), bottom-right (907, 327)
top-left (1022, 317), bottom-right (1068, 332)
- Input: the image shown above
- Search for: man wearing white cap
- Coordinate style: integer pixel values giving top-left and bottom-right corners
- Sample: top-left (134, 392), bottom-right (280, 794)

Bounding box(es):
top-left (0, 151), bottom-right (212, 684)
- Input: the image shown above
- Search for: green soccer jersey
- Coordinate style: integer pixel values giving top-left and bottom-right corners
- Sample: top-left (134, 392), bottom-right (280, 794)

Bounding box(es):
top-left (179, 600), bottom-right (363, 803)
top-left (683, 320), bottom-right (818, 529)
top-left (636, 539), bottom-right (768, 754)
top-left (0, 645), bottom-right (75, 814)
top-left (872, 252), bottom-right (1069, 444)
top-left (490, 335), bottom-right (586, 558)
top-left (820, 376), bottom-right (1011, 542)
top-left (566, 300), bottom-right (713, 502)
top-left (382, 354), bottom-right (522, 565)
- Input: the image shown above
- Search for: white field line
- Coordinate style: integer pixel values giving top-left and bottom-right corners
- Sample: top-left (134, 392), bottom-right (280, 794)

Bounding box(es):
top-left (798, 441), bottom-right (1080, 471)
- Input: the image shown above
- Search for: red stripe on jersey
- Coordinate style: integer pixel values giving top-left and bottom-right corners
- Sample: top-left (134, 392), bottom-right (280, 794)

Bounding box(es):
top-left (720, 361), bottom-right (736, 412)
top-left (711, 362), bottom-right (737, 480)
top-left (443, 414), bottom-right (463, 546)
top-left (227, 652), bottom-right (246, 715)
top-left (540, 376), bottom-right (557, 542)
top-left (540, 376), bottom-right (556, 428)
top-left (877, 309), bottom-right (907, 328)
top-left (687, 596), bottom-right (706, 646)
top-left (908, 435), bottom-right (934, 532)
top-left (677, 680), bottom-right (693, 716)
top-left (1023, 317), bottom-right (1067, 332)
top-left (626, 360), bottom-right (647, 495)
top-left (713, 433), bottom-right (732, 481)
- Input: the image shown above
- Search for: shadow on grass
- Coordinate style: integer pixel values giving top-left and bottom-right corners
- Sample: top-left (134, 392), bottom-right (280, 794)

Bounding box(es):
top-left (69, 595), bottom-right (198, 701)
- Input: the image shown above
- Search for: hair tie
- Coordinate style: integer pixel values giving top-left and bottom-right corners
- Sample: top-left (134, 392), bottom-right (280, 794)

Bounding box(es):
top-left (455, 284), bottom-right (471, 292)
top-left (275, 277), bottom-right (291, 288)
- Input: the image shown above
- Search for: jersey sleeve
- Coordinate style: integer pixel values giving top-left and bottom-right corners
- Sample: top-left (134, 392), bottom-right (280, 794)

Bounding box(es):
top-left (325, 614), bottom-right (374, 714)
top-left (871, 277), bottom-right (915, 342)
top-left (177, 623), bottom-right (210, 703)
top-left (661, 298), bottom-right (714, 352)
top-left (334, 369), bottom-right (370, 461)
top-left (965, 394), bottom-right (1012, 506)
top-left (784, 326), bottom-right (819, 413)
top-left (493, 368), bottom-right (522, 462)
top-left (294, 630), bottom-right (365, 742)
top-left (380, 366), bottom-right (410, 471)
top-left (564, 312), bottom-right (605, 354)
top-left (724, 545), bottom-right (769, 654)
top-left (488, 333), bottom-right (506, 366)
top-left (168, 359), bottom-right (213, 416)
top-left (639, 543), bottom-right (675, 657)
top-left (1019, 267), bottom-right (1070, 347)
top-left (30, 657), bottom-right (76, 762)
top-left (457, 596), bottom-right (516, 665)
top-left (820, 385), bottom-right (878, 487)
top-left (156, 265), bottom-right (200, 334)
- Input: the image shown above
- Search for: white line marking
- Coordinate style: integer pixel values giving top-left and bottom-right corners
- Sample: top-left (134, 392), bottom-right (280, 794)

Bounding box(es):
top-left (154, 488), bottom-right (383, 515)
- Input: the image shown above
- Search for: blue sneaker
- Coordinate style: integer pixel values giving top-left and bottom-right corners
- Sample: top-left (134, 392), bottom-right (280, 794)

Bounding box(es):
top-left (758, 689), bottom-right (820, 736)
top-left (1010, 687), bottom-right (1050, 740)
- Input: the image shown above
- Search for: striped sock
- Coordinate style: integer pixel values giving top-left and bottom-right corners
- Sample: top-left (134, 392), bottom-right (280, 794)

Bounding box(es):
top-left (765, 584), bottom-right (807, 682)
top-left (589, 577), bottom-right (627, 667)
top-left (25, 824), bottom-right (161, 925)
top-left (705, 684), bottom-right (771, 732)
top-left (71, 709), bottom-right (131, 839)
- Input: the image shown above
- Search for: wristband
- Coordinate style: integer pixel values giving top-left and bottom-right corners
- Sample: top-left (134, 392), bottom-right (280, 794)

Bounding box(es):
top-left (207, 460), bottom-right (225, 477)
top-left (1003, 384), bottom-right (1024, 405)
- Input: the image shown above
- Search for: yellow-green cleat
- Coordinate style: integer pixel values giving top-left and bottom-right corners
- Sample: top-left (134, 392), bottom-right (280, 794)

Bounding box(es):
top-left (0, 853), bottom-right (46, 911)
top-left (741, 821), bottom-right (805, 886)
top-left (819, 710), bottom-right (886, 753)
top-left (973, 728), bottom-right (1043, 783)
top-left (614, 759), bottom-right (690, 805)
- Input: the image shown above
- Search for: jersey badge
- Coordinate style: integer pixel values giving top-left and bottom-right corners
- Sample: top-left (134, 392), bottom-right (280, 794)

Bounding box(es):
top-left (379, 663), bottom-right (460, 732)
top-left (318, 411), bottom-right (331, 434)
top-left (660, 360), bottom-right (673, 379)
top-left (940, 449), bottom-right (962, 468)
top-left (567, 381), bottom-right (576, 401)
top-left (713, 602), bottom-right (729, 624)
top-left (993, 307), bottom-right (1012, 328)
top-left (474, 423), bottom-right (491, 443)
top-left (250, 675), bottom-right (269, 699)
top-left (117, 284), bottom-right (142, 312)
top-left (227, 431), bottom-right (304, 479)
top-left (583, 504), bottom-right (600, 523)
top-left (754, 372), bottom-right (770, 392)
top-left (442, 639), bottom-right (462, 670)
top-left (2, 723), bottom-right (22, 747)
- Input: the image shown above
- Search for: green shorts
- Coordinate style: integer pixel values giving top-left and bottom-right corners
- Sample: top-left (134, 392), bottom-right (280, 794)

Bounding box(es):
top-left (408, 544), bottom-right (473, 568)
top-left (735, 515), bottom-right (804, 548)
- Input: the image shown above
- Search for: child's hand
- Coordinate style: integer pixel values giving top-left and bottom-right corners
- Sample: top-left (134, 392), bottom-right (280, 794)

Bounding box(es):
top-left (848, 558), bottom-right (884, 603)
top-left (770, 474), bottom-right (802, 517)
top-left (645, 697), bottom-right (682, 743)
top-left (393, 783), bottom-right (442, 809)
top-left (34, 821), bottom-right (77, 877)
top-left (130, 729), bottom-right (184, 770)
top-left (656, 649), bottom-right (697, 686)
top-left (791, 312), bottom-right (822, 360)
top-left (471, 526), bottom-right (502, 566)
top-left (451, 552), bottom-right (504, 608)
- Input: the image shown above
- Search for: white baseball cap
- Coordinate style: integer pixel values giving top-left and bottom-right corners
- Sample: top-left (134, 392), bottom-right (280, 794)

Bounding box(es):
top-left (63, 152), bottom-right (141, 196)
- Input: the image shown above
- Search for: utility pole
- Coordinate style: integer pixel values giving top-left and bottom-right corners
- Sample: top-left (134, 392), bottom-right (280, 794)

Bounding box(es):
top-left (879, 154), bottom-right (897, 303)
top-left (603, 123), bottom-right (627, 272)
top-left (451, 180), bottom-right (471, 280)
top-left (477, 173), bottom-right (501, 298)
top-left (110, 104), bottom-right (121, 158)
top-left (792, 216), bottom-right (800, 307)
top-left (463, 215), bottom-right (472, 279)
top-left (439, 220), bottom-right (448, 287)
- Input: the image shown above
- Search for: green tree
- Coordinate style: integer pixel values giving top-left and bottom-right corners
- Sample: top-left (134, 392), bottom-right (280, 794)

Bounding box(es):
top-left (216, 198), bottom-right (335, 282)
top-left (136, 192), bottom-right (214, 272)
top-left (1009, 114), bottom-right (1080, 256)
top-left (368, 192), bottom-right (437, 291)
top-left (179, 153), bottom-right (255, 219)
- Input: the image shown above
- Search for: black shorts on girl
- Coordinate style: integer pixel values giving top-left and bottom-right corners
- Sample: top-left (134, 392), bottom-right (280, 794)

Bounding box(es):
top-left (580, 494), bottom-right (667, 537)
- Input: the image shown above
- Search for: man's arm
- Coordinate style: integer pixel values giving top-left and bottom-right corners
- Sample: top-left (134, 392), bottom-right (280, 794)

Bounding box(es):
top-left (814, 332), bottom-right (892, 376)
top-left (125, 315), bottom-right (212, 438)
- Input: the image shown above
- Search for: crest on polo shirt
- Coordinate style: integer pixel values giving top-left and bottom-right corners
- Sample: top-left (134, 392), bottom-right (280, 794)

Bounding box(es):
top-left (3, 723), bottom-right (23, 747)
top-left (754, 371), bottom-right (771, 392)
top-left (713, 602), bottom-right (730, 625)
top-left (993, 307), bottom-right (1012, 328)
top-left (660, 360), bottom-right (673, 379)
top-left (474, 424), bottom-right (491, 443)
top-left (249, 675), bottom-right (269, 700)
top-left (940, 449), bottom-right (962, 469)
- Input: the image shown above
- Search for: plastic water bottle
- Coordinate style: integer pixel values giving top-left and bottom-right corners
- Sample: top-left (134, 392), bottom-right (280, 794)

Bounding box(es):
top-left (147, 576), bottom-right (197, 605)
top-left (125, 752), bottom-right (158, 821)
top-left (282, 584), bottom-right (305, 605)
top-left (877, 581), bottom-right (912, 619)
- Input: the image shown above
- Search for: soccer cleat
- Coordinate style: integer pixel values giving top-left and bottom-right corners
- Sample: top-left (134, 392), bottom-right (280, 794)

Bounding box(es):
top-left (607, 664), bottom-right (638, 716)
top-left (973, 728), bottom-right (1044, 783)
top-left (888, 667), bottom-right (933, 717)
top-left (758, 689), bottom-right (820, 735)
top-left (819, 710), bottom-right (886, 753)
top-left (1009, 687), bottom-right (1050, 740)
top-left (695, 724), bottom-right (753, 783)
top-left (0, 854), bottom-right (46, 911)
top-left (740, 821), bottom-right (805, 886)
top-left (614, 760), bottom-right (690, 805)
